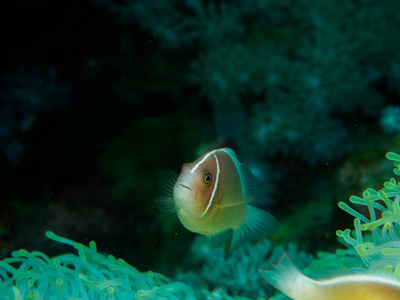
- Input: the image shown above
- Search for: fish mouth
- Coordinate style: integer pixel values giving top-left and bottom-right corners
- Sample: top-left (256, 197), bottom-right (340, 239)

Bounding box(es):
top-left (179, 183), bottom-right (192, 191)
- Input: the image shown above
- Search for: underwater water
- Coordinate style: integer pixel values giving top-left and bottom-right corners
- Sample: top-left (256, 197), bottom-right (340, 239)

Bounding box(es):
top-left (1, 0), bottom-right (400, 299)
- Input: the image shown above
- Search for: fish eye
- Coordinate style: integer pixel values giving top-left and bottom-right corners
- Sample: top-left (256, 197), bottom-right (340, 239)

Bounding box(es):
top-left (204, 173), bottom-right (212, 185)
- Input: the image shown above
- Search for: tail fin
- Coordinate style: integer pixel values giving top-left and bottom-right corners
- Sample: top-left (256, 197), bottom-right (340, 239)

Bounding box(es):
top-left (230, 205), bottom-right (277, 252)
top-left (259, 254), bottom-right (315, 300)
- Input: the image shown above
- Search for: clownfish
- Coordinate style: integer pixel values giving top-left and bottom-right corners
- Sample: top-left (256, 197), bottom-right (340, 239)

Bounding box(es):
top-left (155, 147), bottom-right (277, 252)
top-left (260, 254), bottom-right (400, 300)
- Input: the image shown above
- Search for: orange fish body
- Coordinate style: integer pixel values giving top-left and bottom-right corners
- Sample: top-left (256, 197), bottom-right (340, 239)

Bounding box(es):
top-left (260, 254), bottom-right (400, 300)
top-left (156, 148), bottom-right (276, 251)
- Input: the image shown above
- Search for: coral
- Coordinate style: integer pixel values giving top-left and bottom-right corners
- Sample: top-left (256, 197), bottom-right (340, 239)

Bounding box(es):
top-left (258, 151), bottom-right (400, 299)
top-left (94, 0), bottom-right (400, 164)
top-left (175, 236), bottom-right (312, 299)
top-left (0, 231), bottom-right (195, 299)
top-left (306, 248), bottom-right (363, 272)
top-left (94, 0), bottom-right (244, 51)
top-left (337, 152), bottom-right (400, 275)
top-left (0, 231), bottom-right (312, 300)
top-left (176, 237), bottom-right (274, 298)
top-left (380, 105), bottom-right (400, 134)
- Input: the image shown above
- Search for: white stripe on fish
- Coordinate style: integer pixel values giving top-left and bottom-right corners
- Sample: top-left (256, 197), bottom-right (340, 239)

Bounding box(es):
top-left (190, 150), bottom-right (216, 173)
top-left (201, 154), bottom-right (220, 218)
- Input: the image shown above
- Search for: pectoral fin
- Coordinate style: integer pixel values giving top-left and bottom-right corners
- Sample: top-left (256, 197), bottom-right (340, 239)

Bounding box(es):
top-left (154, 170), bottom-right (178, 214)
top-left (230, 205), bottom-right (277, 252)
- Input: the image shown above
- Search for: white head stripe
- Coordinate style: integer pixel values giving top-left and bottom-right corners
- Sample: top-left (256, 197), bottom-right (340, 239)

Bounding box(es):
top-left (190, 150), bottom-right (217, 173)
top-left (201, 154), bottom-right (220, 218)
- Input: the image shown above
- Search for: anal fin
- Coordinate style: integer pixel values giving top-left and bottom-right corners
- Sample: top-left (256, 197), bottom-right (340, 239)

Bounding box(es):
top-left (209, 228), bottom-right (233, 246)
